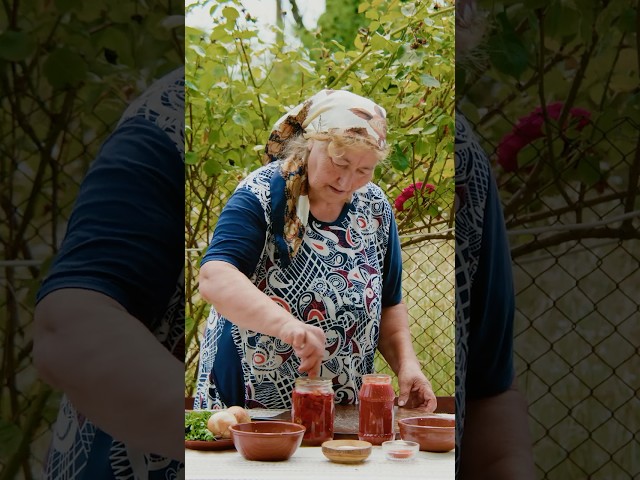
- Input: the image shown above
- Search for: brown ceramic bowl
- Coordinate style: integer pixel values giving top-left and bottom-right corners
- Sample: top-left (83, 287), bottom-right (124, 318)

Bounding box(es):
top-left (398, 415), bottom-right (455, 452)
top-left (229, 421), bottom-right (305, 461)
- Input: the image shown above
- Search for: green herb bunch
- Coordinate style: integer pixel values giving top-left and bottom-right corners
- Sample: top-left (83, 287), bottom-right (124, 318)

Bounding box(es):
top-left (185, 411), bottom-right (215, 441)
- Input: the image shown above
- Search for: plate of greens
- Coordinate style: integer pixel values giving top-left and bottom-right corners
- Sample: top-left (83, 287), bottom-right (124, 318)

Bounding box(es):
top-left (185, 410), bottom-right (235, 451)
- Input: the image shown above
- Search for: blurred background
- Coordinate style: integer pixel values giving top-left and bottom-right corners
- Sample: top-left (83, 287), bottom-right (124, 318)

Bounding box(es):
top-left (459, 1), bottom-right (639, 478)
top-left (0, 0), bottom-right (183, 477)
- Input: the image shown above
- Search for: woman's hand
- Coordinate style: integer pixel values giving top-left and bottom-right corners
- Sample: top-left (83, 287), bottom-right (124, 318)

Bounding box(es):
top-left (201, 261), bottom-right (327, 377)
top-left (377, 302), bottom-right (437, 412)
top-left (279, 321), bottom-right (326, 377)
top-left (397, 364), bottom-right (437, 412)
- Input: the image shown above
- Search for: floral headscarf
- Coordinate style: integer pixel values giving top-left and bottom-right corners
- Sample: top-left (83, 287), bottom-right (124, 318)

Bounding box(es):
top-left (263, 89), bottom-right (387, 267)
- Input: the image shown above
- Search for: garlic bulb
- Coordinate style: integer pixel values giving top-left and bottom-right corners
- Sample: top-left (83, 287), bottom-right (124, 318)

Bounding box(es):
top-left (227, 406), bottom-right (251, 424)
top-left (207, 411), bottom-right (238, 438)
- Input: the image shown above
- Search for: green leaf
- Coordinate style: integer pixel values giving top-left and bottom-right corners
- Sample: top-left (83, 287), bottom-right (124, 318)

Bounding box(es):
top-left (210, 25), bottom-right (232, 42)
top-left (390, 145), bottom-right (410, 171)
top-left (0, 30), bottom-right (35, 62)
top-left (185, 152), bottom-right (199, 165)
top-left (545, 2), bottom-right (579, 40)
top-left (401, 2), bottom-right (417, 17)
top-left (189, 45), bottom-right (206, 57)
top-left (232, 111), bottom-right (251, 128)
top-left (330, 40), bottom-right (346, 52)
top-left (235, 30), bottom-right (257, 39)
top-left (369, 33), bottom-right (391, 51)
top-left (185, 411), bottom-right (215, 441)
top-left (43, 48), bottom-right (87, 88)
top-left (414, 138), bottom-right (429, 156)
top-left (424, 124), bottom-right (438, 135)
top-left (365, 9), bottom-right (380, 20)
top-left (420, 74), bottom-right (440, 88)
top-left (204, 158), bottom-right (223, 176)
top-left (618, 8), bottom-right (637, 33)
top-left (223, 6), bottom-right (240, 23)
top-left (576, 154), bottom-right (601, 187)
top-left (297, 60), bottom-right (316, 76)
top-left (488, 33), bottom-right (529, 79)
top-left (185, 80), bottom-right (199, 92)
top-left (0, 420), bottom-right (22, 458)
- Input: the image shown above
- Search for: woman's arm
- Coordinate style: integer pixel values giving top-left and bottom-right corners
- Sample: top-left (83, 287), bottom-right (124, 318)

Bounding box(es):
top-left (34, 289), bottom-right (184, 460)
top-left (459, 377), bottom-right (536, 479)
top-left (33, 117), bottom-right (185, 459)
top-left (199, 260), bottom-right (326, 376)
top-left (377, 301), bottom-right (437, 411)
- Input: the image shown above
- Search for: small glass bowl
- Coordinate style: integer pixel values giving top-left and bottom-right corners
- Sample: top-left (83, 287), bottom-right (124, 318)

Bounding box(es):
top-left (382, 440), bottom-right (419, 461)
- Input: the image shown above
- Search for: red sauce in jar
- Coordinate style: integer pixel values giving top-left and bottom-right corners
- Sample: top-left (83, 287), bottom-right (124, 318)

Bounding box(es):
top-left (291, 378), bottom-right (335, 446)
top-left (358, 374), bottom-right (396, 445)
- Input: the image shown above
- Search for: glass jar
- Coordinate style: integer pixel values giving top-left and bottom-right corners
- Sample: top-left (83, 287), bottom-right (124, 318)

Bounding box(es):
top-left (291, 378), bottom-right (335, 446)
top-left (358, 374), bottom-right (396, 445)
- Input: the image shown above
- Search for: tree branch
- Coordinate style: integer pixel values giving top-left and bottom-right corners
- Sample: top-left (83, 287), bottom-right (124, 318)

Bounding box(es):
top-left (510, 226), bottom-right (640, 258)
top-left (400, 232), bottom-right (454, 248)
top-left (289, 0), bottom-right (306, 31)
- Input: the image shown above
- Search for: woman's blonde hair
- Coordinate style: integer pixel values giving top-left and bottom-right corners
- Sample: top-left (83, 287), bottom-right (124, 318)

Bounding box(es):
top-left (282, 131), bottom-right (390, 164)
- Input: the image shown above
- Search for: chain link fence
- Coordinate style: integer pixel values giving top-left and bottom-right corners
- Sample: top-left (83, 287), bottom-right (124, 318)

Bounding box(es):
top-left (1, 106), bottom-right (114, 477)
top-left (184, 166), bottom-right (456, 398)
top-left (467, 113), bottom-right (640, 480)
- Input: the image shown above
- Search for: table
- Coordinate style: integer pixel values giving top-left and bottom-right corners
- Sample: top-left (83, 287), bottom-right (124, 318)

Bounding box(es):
top-left (185, 407), bottom-right (455, 479)
top-left (185, 445), bottom-right (455, 480)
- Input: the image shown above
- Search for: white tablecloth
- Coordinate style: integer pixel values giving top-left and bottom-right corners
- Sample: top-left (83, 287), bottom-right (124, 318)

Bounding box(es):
top-left (185, 444), bottom-right (455, 480)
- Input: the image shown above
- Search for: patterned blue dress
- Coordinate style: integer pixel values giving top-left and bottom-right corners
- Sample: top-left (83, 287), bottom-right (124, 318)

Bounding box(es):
top-left (455, 113), bottom-right (516, 477)
top-left (194, 162), bottom-right (403, 409)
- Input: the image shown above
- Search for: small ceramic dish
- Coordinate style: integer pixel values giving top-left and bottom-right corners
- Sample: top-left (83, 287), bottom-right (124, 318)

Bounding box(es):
top-left (382, 440), bottom-right (419, 461)
top-left (321, 439), bottom-right (372, 464)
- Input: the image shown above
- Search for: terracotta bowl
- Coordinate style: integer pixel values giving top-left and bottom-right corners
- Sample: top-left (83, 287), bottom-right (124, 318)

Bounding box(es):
top-left (398, 415), bottom-right (455, 452)
top-left (229, 421), bottom-right (305, 461)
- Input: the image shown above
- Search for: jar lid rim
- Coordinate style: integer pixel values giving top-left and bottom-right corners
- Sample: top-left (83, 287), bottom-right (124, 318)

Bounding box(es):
top-left (362, 374), bottom-right (392, 382)
top-left (295, 377), bottom-right (332, 385)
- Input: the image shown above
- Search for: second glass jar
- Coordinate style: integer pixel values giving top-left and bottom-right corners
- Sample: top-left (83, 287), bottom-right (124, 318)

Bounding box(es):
top-left (291, 378), bottom-right (335, 446)
top-left (358, 374), bottom-right (396, 445)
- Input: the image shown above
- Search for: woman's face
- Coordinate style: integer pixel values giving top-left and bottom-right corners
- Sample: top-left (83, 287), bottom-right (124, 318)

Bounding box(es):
top-left (306, 139), bottom-right (379, 204)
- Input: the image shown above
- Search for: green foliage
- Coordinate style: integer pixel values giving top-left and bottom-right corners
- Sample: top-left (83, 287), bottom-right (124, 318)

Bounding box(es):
top-left (185, 0), bottom-right (454, 227)
top-left (316, 0), bottom-right (367, 51)
top-left (184, 410), bottom-right (215, 440)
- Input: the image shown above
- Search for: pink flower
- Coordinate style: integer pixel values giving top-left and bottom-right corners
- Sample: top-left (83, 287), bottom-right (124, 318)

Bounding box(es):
top-left (496, 133), bottom-right (527, 172)
top-left (497, 102), bottom-right (591, 172)
top-left (395, 182), bottom-right (436, 211)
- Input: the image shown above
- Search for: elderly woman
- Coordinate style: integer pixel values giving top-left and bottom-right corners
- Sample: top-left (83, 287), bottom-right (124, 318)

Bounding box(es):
top-left (195, 89), bottom-right (436, 412)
